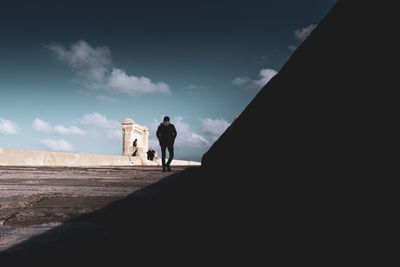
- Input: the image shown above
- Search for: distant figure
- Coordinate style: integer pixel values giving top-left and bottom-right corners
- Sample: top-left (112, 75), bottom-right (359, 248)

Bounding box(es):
top-left (156, 116), bottom-right (177, 172)
top-left (132, 139), bottom-right (138, 156)
top-left (147, 148), bottom-right (156, 161)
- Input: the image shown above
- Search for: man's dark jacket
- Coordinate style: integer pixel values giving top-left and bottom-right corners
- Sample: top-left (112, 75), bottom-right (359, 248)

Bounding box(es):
top-left (147, 150), bottom-right (155, 160)
top-left (156, 122), bottom-right (177, 147)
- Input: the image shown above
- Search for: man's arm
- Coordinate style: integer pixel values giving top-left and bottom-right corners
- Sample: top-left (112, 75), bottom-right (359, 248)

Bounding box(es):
top-left (172, 125), bottom-right (177, 139)
top-left (156, 126), bottom-right (161, 140)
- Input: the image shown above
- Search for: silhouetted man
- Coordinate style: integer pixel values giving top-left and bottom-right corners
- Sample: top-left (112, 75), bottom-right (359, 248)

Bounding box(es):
top-left (147, 148), bottom-right (156, 161)
top-left (132, 139), bottom-right (138, 156)
top-left (156, 116), bottom-right (177, 172)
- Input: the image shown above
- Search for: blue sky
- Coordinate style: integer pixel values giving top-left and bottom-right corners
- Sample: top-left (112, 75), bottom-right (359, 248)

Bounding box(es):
top-left (0, 0), bottom-right (337, 161)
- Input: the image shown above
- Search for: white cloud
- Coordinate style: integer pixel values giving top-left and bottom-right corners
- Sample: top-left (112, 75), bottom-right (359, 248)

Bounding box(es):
top-left (53, 125), bottom-right (86, 135)
top-left (96, 95), bottom-right (118, 103)
top-left (199, 118), bottom-right (230, 141)
top-left (182, 84), bottom-right (207, 91)
top-left (79, 113), bottom-right (120, 129)
top-left (46, 40), bottom-right (170, 96)
top-left (232, 76), bottom-right (250, 86)
top-left (148, 119), bottom-right (162, 149)
top-left (106, 128), bottom-right (122, 140)
top-left (173, 116), bottom-right (210, 148)
top-left (294, 24), bottom-right (317, 41)
top-left (289, 24), bottom-right (317, 51)
top-left (232, 68), bottom-right (277, 91)
top-left (107, 68), bottom-right (170, 96)
top-left (0, 118), bottom-right (19, 135)
top-left (288, 45), bottom-right (297, 51)
top-left (45, 40), bottom-right (111, 87)
top-left (147, 116), bottom-right (231, 161)
top-left (149, 116), bottom-right (210, 149)
top-left (32, 118), bottom-right (86, 135)
top-left (32, 118), bottom-right (52, 133)
top-left (79, 113), bottom-right (121, 140)
top-left (251, 68), bottom-right (278, 90)
top-left (184, 84), bottom-right (200, 90)
top-left (40, 139), bottom-right (74, 152)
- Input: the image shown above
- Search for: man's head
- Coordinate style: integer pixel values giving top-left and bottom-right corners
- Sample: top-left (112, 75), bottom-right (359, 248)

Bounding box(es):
top-left (163, 116), bottom-right (170, 122)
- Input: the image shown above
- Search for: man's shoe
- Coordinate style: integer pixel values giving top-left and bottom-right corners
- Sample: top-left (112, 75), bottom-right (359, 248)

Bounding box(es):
top-left (162, 167), bottom-right (166, 172)
top-left (167, 165), bottom-right (171, 172)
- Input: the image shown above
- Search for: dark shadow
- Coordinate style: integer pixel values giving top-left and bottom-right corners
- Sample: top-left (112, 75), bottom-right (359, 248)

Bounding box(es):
top-left (0, 167), bottom-right (218, 266)
top-left (0, 1), bottom-right (392, 265)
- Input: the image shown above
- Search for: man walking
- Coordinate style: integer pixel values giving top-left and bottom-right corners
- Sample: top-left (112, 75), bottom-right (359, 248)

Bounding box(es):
top-left (156, 116), bottom-right (177, 172)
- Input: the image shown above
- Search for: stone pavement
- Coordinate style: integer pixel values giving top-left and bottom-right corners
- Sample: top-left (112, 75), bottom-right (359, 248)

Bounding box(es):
top-left (0, 166), bottom-right (187, 251)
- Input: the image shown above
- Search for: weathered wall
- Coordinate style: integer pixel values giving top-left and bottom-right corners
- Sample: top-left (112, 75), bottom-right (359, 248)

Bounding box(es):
top-left (0, 148), bottom-right (200, 167)
top-left (0, 148), bottom-right (135, 167)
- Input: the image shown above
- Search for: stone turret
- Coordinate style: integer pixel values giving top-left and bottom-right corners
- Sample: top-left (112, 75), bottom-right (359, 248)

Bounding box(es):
top-left (122, 118), bottom-right (149, 158)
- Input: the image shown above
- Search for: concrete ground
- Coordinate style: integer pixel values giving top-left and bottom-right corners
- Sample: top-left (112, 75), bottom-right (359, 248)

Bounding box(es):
top-left (0, 165), bottom-right (188, 251)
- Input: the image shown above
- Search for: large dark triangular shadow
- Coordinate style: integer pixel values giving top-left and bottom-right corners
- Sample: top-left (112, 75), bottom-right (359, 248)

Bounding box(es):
top-left (0, 1), bottom-right (393, 265)
top-left (0, 167), bottom-right (210, 266)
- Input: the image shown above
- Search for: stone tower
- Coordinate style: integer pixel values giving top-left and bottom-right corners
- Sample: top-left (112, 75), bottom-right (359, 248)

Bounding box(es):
top-left (122, 118), bottom-right (149, 157)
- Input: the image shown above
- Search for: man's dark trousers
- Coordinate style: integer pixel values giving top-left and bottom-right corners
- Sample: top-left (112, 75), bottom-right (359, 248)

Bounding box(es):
top-left (161, 145), bottom-right (174, 169)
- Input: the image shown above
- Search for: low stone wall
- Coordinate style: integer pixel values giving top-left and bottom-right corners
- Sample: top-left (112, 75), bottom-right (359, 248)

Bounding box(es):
top-left (0, 148), bottom-right (135, 167)
top-left (0, 148), bottom-right (200, 167)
